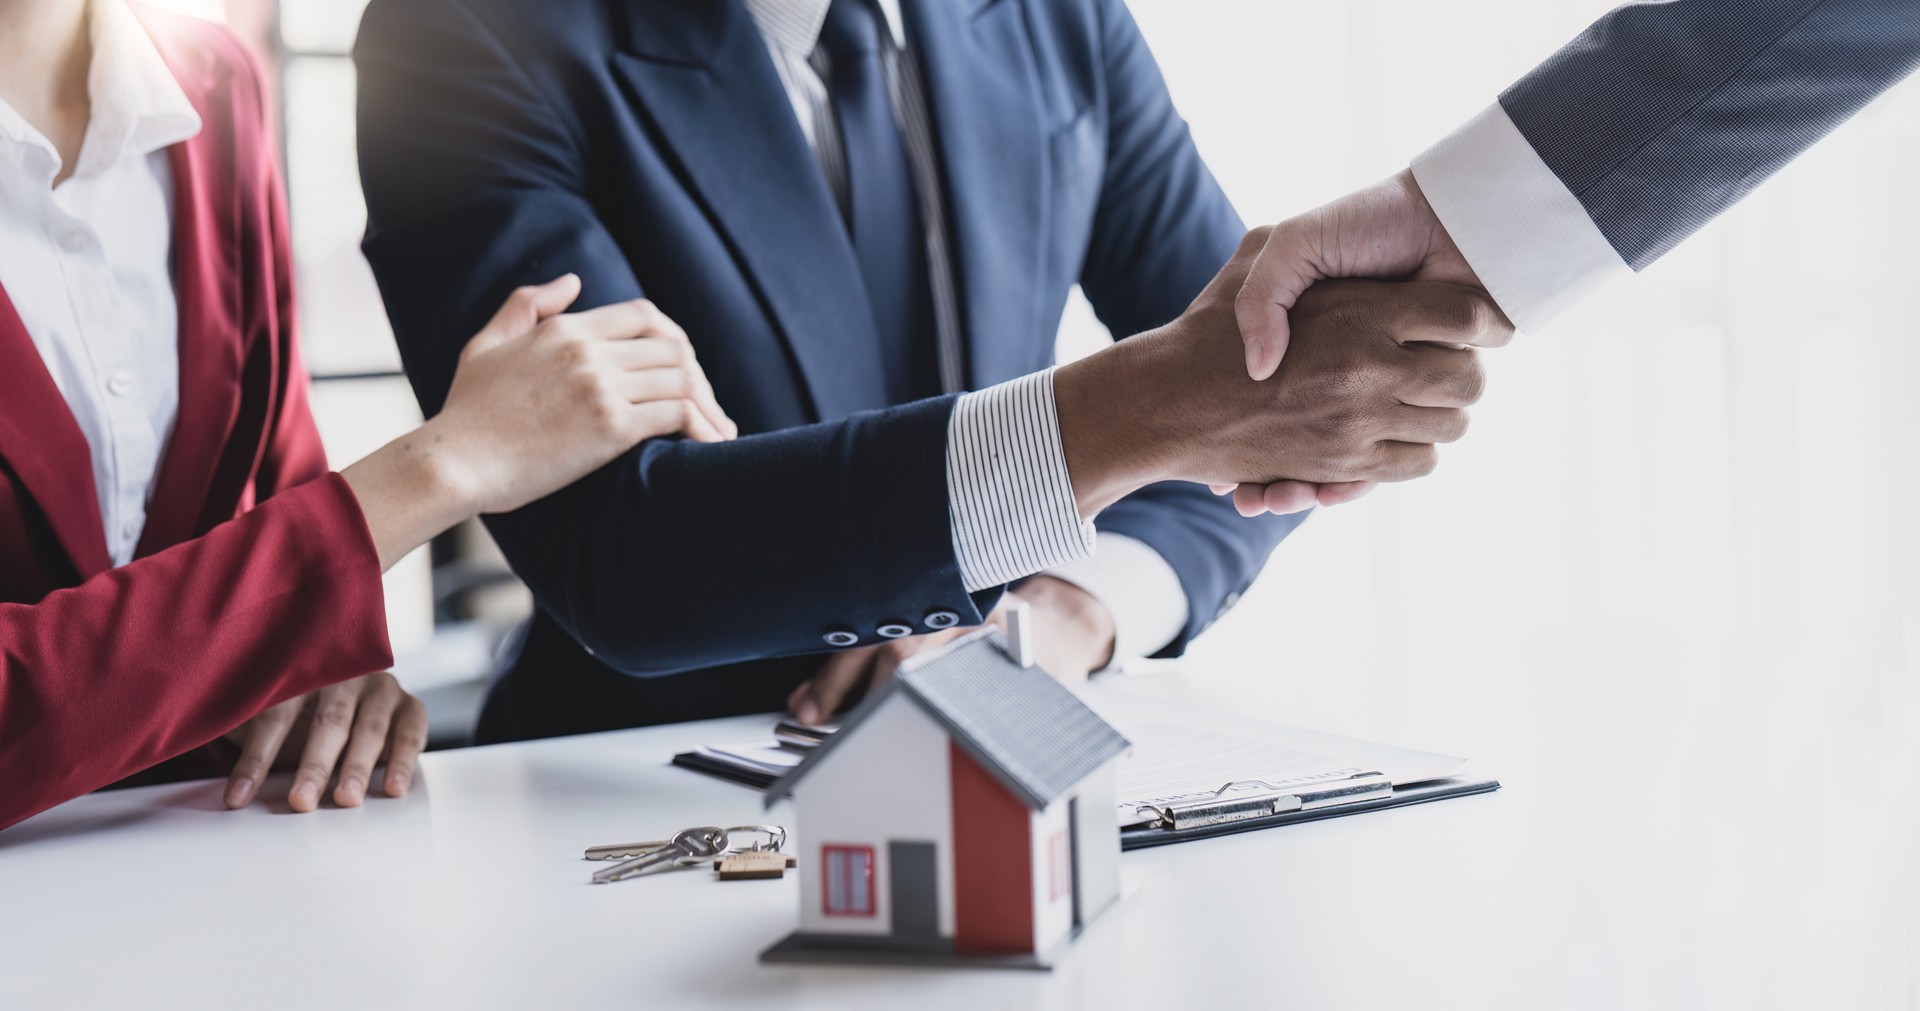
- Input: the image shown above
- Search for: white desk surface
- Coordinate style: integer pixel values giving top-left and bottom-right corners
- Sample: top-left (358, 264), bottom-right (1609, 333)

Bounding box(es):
top-left (2, 673), bottom-right (1913, 1011)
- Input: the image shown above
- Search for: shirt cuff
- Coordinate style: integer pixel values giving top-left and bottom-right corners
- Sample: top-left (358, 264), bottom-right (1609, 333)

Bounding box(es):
top-left (1409, 101), bottom-right (1632, 333)
top-left (946, 369), bottom-right (1094, 592)
top-left (1038, 531), bottom-right (1189, 671)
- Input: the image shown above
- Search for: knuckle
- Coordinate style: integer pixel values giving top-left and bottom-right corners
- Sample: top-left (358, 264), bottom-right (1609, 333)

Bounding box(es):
top-left (315, 700), bottom-right (355, 729)
top-left (1403, 445), bottom-right (1439, 479)
top-left (296, 759), bottom-right (334, 782)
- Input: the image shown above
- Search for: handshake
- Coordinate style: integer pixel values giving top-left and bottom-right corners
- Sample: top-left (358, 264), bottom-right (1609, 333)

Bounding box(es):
top-left (1053, 225), bottom-right (1512, 519)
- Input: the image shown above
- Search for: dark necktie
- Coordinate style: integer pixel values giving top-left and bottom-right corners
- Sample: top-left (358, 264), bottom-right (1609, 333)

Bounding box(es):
top-left (818, 0), bottom-right (940, 402)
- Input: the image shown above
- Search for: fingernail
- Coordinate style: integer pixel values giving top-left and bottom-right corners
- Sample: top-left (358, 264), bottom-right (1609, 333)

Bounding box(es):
top-left (224, 777), bottom-right (253, 809)
top-left (290, 783), bottom-right (318, 812)
top-left (796, 701), bottom-right (820, 725)
top-left (337, 779), bottom-right (364, 806)
top-left (387, 772), bottom-right (410, 797)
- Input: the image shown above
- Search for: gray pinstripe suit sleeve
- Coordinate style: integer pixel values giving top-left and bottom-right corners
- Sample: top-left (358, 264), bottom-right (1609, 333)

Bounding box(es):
top-left (1499, 0), bottom-right (1920, 271)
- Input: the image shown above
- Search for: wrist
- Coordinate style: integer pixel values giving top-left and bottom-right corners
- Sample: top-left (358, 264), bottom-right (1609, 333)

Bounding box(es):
top-left (407, 415), bottom-right (489, 518)
top-left (1054, 335), bottom-right (1184, 517)
top-left (1011, 575), bottom-right (1117, 674)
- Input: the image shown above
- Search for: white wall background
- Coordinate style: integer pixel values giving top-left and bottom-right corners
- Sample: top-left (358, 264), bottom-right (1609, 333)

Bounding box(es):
top-left (1064, 2), bottom-right (1918, 1003)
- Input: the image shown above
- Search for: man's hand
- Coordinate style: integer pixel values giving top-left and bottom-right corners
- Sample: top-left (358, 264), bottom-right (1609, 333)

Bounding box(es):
top-left (1236, 169), bottom-right (1481, 381)
top-left (1052, 225), bottom-right (1510, 518)
top-left (222, 672), bottom-right (428, 812)
top-left (785, 576), bottom-right (1117, 725)
top-left (1220, 170), bottom-right (1485, 514)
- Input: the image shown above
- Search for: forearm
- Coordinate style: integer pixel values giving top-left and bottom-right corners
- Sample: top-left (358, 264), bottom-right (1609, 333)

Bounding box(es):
top-left (338, 418), bottom-right (483, 571)
top-left (488, 395), bottom-right (978, 675)
top-left (0, 476), bottom-right (391, 830)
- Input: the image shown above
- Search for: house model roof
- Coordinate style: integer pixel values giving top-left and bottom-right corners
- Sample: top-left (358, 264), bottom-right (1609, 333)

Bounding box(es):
top-left (765, 628), bottom-right (1131, 810)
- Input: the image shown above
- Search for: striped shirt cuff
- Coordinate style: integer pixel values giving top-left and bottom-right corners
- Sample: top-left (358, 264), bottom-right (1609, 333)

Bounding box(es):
top-left (1410, 102), bottom-right (1632, 334)
top-left (947, 369), bottom-right (1094, 592)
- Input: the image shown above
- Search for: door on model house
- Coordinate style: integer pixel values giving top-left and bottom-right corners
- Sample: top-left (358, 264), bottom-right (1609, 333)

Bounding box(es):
top-left (888, 841), bottom-right (940, 945)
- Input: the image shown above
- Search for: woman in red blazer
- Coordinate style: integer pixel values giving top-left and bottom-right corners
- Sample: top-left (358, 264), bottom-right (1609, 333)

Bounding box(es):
top-left (0, 1), bottom-right (734, 831)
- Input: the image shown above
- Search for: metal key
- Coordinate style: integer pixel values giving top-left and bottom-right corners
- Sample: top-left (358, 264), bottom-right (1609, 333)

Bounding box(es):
top-left (585, 824), bottom-right (788, 863)
top-left (590, 827), bottom-right (726, 884)
top-left (584, 838), bottom-right (677, 862)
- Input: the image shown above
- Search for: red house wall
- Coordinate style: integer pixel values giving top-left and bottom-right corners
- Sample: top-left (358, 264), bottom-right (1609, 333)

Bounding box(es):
top-left (949, 741), bottom-right (1034, 953)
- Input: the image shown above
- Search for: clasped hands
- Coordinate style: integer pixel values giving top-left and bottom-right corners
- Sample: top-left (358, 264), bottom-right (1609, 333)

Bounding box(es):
top-left (792, 193), bottom-right (1509, 721)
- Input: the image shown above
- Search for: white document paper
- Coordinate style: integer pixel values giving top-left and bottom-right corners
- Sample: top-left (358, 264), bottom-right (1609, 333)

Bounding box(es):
top-left (699, 742), bottom-right (807, 776)
top-left (1075, 683), bottom-right (1467, 828)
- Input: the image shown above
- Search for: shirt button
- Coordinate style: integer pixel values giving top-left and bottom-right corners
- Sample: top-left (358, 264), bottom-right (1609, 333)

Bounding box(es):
top-left (923, 609), bottom-right (960, 630)
top-left (106, 370), bottom-right (135, 397)
top-left (876, 622), bottom-right (914, 639)
top-left (822, 629), bottom-right (860, 648)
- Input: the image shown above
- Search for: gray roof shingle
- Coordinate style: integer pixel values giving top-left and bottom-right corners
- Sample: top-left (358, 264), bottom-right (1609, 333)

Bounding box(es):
top-left (765, 628), bottom-right (1130, 810)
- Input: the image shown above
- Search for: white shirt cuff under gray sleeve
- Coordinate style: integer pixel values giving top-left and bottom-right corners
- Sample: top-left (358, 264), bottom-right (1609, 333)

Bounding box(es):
top-left (1409, 102), bottom-right (1632, 334)
top-left (946, 369), bottom-right (1094, 593)
top-left (1041, 532), bottom-right (1189, 671)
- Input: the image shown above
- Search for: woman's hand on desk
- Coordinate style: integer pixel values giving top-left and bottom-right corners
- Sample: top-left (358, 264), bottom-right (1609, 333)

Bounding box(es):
top-left (340, 274), bottom-right (737, 571)
top-left (786, 576), bottom-right (1117, 725)
top-left (222, 671), bottom-right (428, 812)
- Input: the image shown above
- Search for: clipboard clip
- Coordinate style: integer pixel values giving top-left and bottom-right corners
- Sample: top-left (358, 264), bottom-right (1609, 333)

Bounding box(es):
top-left (1135, 770), bottom-right (1393, 831)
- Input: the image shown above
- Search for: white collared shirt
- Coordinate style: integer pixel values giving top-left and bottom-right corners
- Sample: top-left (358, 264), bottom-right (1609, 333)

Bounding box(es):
top-left (1411, 104), bottom-right (1632, 334)
top-left (0, 0), bottom-right (202, 566)
top-left (743, 0), bottom-right (1190, 661)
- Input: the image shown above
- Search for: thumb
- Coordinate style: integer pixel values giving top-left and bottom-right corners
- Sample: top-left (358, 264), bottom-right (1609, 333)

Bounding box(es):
top-left (1233, 223), bottom-right (1321, 381)
top-left (469, 273), bottom-right (582, 355)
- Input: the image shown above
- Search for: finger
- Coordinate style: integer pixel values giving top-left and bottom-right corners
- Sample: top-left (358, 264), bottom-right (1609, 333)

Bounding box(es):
top-left (1390, 283), bottom-right (1514, 349)
top-left (1382, 404), bottom-right (1471, 445)
top-left (1372, 441), bottom-right (1441, 483)
top-left (622, 399), bottom-right (702, 443)
top-left (644, 319), bottom-right (740, 440)
top-left (602, 334), bottom-right (695, 370)
top-left (1394, 345), bottom-right (1486, 408)
top-left (864, 642), bottom-right (916, 695)
top-left (793, 650), bottom-right (874, 726)
top-left (677, 400), bottom-right (727, 443)
top-left (382, 694), bottom-right (429, 798)
top-left (332, 675), bottom-right (402, 808)
top-left (470, 275), bottom-right (582, 355)
top-left (1232, 224), bottom-right (1315, 381)
top-left (224, 700), bottom-right (299, 809)
top-left (1232, 482), bottom-right (1270, 517)
top-left (289, 683), bottom-right (360, 813)
top-left (564, 297), bottom-right (681, 344)
top-left (1259, 480), bottom-right (1321, 515)
top-left (1314, 480), bottom-right (1377, 507)
top-left (612, 365), bottom-right (696, 404)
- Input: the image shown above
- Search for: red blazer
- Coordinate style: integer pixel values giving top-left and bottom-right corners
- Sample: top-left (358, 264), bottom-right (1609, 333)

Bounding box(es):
top-left (0, 7), bottom-right (391, 831)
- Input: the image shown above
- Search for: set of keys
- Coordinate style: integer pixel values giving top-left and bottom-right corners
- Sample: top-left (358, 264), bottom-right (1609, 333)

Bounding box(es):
top-left (584, 825), bottom-right (792, 884)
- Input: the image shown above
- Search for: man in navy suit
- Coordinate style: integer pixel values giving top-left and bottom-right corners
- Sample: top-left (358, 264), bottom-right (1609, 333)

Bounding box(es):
top-left (353, 0), bottom-right (1505, 742)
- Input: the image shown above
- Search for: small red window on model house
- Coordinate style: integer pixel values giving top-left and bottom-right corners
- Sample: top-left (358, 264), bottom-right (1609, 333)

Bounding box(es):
top-left (822, 845), bottom-right (875, 916)
top-left (1048, 829), bottom-right (1070, 902)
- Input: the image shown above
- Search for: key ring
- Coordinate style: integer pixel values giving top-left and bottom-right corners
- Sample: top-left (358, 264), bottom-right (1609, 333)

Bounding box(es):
top-left (719, 825), bottom-right (786, 854)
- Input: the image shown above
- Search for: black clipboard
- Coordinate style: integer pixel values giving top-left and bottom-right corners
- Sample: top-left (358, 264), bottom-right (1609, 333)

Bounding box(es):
top-left (673, 751), bottom-right (1499, 849)
top-left (1118, 775), bottom-right (1499, 850)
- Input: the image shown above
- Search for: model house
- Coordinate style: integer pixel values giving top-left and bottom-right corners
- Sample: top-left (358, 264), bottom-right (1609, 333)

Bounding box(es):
top-left (760, 628), bottom-right (1131, 969)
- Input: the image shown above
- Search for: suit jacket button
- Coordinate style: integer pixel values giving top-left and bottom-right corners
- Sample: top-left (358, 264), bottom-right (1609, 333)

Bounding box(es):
top-left (923, 609), bottom-right (960, 630)
top-left (822, 629), bottom-right (860, 647)
top-left (876, 622), bottom-right (914, 639)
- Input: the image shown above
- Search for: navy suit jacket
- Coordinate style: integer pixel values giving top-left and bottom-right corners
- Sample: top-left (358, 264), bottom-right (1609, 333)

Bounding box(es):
top-left (1503, 0), bottom-right (1919, 269)
top-left (355, 0), bottom-right (1299, 743)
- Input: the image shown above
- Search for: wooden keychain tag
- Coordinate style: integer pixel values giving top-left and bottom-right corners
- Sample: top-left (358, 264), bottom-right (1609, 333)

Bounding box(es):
top-left (717, 851), bottom-right (796, 880)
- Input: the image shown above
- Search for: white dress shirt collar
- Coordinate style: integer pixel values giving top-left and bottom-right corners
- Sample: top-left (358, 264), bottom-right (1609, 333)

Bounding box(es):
top-left (0, 0), bottom-right (201, 183)
top-left (743, 0), bottom-right (907, 56)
